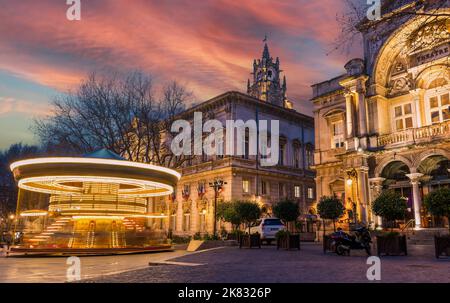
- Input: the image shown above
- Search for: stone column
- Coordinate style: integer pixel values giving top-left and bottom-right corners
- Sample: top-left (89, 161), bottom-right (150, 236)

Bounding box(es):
top-left (369, 177), bottom-right (385, 227)
top-left (176, 199), bottom-right (183, 233)
top-left (191, 199), bottom-right (199, 233)
top-left (356, 168), bottom-right (370, 224)
top-left (406, 173), bottom-right (424, 228)
top-left (345, 92), bottom-right (354, 138)
top-left (410, 89), bottom-right (424, 128)
top-left (356, 87), bottom-right (368, 137)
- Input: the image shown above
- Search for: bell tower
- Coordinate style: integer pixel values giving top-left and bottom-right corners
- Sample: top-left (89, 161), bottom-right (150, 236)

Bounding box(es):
top-left (247, 40), bottom-right (290, 108)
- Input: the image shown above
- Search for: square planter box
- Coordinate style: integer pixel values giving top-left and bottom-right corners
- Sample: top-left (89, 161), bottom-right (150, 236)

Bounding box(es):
top-left (376, 235), bottom-right (407, 256)
top-left (277, 234), bottom-right (300, 250)
top-left (434, 235), bottom-right (450, 259)
top-left (239, 234), bottom-right (261, 249)
top-left (299, 232), bottom-right (316, 242)
top-left (323, 235), bottom-right (334, 254)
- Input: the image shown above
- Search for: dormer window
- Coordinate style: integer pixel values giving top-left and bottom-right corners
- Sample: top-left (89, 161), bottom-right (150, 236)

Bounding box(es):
top-left (331, 121), bottom-right (345, 149)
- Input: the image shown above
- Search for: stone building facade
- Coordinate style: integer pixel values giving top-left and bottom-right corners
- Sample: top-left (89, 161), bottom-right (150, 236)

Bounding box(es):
top-left (168, 44), bottom-right (315, 236)
top-left (311, 1), bottom-right (449, 228)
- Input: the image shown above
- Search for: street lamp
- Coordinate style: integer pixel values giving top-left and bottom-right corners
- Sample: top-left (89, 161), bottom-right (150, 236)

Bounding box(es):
top-left (209, 179), bottom-right (227, 237)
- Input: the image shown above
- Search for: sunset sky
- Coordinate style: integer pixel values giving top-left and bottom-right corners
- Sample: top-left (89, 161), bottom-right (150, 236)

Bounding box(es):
top-left (0, 0), bottom-right (362, 150)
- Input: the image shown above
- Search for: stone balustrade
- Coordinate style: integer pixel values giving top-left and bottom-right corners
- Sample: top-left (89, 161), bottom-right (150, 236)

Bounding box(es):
top-left (376, 120), bottom-right (450, 148)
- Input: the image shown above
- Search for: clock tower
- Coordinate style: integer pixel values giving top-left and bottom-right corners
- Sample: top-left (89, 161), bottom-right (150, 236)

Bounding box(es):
top-left (247, 42), bottom-right (291, 108)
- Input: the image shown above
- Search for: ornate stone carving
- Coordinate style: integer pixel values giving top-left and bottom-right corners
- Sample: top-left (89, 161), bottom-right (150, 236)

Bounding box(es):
top-left (409, 20), bottom-right (450, 53)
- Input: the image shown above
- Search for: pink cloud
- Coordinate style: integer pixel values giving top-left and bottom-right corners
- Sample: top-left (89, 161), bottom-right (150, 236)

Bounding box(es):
top-left (0, 0), bottom-right (359, 115)
top-left (0, 97), bottom-right (50, 117)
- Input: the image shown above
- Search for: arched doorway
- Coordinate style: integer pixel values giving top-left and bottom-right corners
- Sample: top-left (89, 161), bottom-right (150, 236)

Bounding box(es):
top-left (418, 155), bottom-right (450, 227)
top-left (380, 161), bottom-right (413, 226)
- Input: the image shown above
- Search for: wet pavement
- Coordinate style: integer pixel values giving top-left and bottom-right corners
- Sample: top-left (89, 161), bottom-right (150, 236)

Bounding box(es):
top-left (84, 243), bottom-right (450, 283)
top-left (1, 243), bottom-right (449, 283)
top-left (0, 249), bottom-right (190, 283)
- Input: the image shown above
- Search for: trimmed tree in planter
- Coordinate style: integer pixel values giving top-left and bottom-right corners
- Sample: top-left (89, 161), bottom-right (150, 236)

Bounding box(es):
top-left (317, 196), bottom-right (345, 233)
top-left (216, 201), bottom-right (243, 240)
top-left (273, 200), bottom-right (301, 250)
top-left (317, 196), bottom-right (345, 252)
top-left (424, 188), bottom-right (450, 258)
top-left (372, 190), bottom-right (408, 256)
top-left (235, 201), bottom-right (262, 248)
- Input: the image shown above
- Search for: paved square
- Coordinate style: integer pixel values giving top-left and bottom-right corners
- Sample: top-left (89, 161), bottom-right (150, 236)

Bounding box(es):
top-left (86, 243), bottom-right (450, 283)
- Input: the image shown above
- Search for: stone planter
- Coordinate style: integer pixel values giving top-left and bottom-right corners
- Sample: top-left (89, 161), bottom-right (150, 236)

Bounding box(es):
top-left (434, 235), bottom-right (450, 259)
top-left (299, 232), bottom-right (316, 242)
top-left (239, 234), bottom-right (261, 249)
top-left (376, 235), bottom-right (407, 256)
top-left (323, 235), bottom-right (334, 254)
top-left (277, 234), bottom-right (300, 250)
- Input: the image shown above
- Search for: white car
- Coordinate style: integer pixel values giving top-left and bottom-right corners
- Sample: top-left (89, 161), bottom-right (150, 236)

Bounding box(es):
top-left (250, 218), bottom-right (286, 244)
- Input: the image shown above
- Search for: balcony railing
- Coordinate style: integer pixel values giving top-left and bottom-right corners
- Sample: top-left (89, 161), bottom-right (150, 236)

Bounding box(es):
top-left (377, 120), bottom-right (450, 148)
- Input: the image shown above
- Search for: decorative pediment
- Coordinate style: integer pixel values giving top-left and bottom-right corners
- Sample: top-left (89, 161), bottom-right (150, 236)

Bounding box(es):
top-left (408, 20), bottom-right (450, 54)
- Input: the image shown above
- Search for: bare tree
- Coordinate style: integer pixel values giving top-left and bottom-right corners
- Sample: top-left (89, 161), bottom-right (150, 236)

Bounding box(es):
top-left (33, 71), bottom-right (193, 168)
top-left (0, 143), bottom-right (42, 220)
top-left (332, 0), bottom-right (450, 54)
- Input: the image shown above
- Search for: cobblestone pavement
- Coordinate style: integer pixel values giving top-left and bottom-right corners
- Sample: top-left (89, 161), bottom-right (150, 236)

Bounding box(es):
top-left (0, 249), bottom-right (191, 283)
top-left (85, 243), bottom-right (450, 283)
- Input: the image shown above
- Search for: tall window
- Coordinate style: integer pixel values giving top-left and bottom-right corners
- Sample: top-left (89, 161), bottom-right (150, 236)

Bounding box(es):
top-left (242, 179), bottom-right (250, 194)
top-left (393, 103), bottom-right (413, 131)
top-left (242, 130), bottom-right (249, 159)
top-left (279, 143), bottom-right (286, 166)
top-left (261, 180), bottom-right (267, 195)
top-left (278, 183), bottom-right (285, 198)
top-left (293, 142), bottom-right (301, 168)
top-left (429, 93), bottom-right (449, 124)
top-left (331, 121), bottom-right (345, 149)
top-left (294, 185), bottom-right (301, 198)
top-left (305, 147), bottom-right (314, 169)
top-left (307, 187), bottom-right (314, 199)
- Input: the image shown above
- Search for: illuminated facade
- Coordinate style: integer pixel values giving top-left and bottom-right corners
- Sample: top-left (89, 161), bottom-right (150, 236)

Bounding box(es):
top-left (10, 149), bottom-right (180, 254)
top-left (312, 2), bottom-right (449, 229)
top-left (170, 43), bottom-right (315, 236)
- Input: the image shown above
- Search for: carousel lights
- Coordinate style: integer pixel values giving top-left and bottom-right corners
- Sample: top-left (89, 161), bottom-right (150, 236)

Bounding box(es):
top-left (129, 213), bottom-right (168, 218)
top-left (72, 215), bottom-right (125, 220)
top-left (10, 157), bottom-right (181, 180)
top-left (18, 175), bottom-right (174, 197)
top-left (19, 210), bottom-right (48, 217)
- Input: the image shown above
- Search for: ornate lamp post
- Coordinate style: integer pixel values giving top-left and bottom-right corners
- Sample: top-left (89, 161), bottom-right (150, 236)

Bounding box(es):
top-left (209, 179), bottom-right (227, 237)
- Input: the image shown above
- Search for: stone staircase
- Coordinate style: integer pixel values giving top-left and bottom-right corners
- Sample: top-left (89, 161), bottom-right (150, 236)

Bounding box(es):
top-left (406, 228), bottom-right (449, 245)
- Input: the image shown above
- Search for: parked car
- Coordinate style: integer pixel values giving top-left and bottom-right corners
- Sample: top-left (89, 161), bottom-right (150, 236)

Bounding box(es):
top-left (250, 218), bottom-right (285, 244)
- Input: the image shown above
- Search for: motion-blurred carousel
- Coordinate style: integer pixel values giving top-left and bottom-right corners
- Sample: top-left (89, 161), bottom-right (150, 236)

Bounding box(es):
top-left (9, 149), bottom-right (180, 255)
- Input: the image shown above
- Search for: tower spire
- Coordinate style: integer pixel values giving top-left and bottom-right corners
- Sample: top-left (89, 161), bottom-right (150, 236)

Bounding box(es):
top-left (262, 42), bottom-right (270, 60)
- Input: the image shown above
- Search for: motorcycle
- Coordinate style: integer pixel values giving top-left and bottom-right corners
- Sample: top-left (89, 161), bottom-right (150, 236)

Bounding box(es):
top-left (330, 227), bottom-right (372, 256)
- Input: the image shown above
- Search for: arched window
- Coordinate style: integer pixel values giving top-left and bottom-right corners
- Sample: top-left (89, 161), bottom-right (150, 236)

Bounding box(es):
top-left (425, 78), bottom-right (449, 125)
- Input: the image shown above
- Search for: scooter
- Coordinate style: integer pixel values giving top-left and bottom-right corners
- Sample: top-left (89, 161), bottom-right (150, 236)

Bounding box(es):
top-left (330, 227), bottom-right (372, 256)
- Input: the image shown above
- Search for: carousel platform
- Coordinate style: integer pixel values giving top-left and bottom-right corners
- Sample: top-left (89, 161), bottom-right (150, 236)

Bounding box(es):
top-left (8, 244), bottom-right (173, 257)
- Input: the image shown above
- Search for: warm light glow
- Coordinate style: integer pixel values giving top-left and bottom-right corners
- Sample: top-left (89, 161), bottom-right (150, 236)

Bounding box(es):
top-left (72, 215), bottom-right (125, 220)
top-left (18, 175), bottom-right (174, 197)
top-left (346, 179), bottom-right (353, 186)
top-left (10, 157), bottom-right (181, 180)
top-left (9, 214), bottom-right (15, 220)
top-left (20, 210), bottom-right (48, 217)
top-left (129, 214), bottom-right (168, 218)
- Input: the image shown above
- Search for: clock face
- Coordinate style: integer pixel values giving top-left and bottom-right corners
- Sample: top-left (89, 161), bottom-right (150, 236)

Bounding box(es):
top-left (267, 68), bottom-right (276, 80)
top-left (257, 70), bottom-right (263, 81)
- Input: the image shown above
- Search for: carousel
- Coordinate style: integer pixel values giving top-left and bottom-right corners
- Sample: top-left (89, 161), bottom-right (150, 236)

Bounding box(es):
top-left (9, 149), bottom-right (180, 255)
